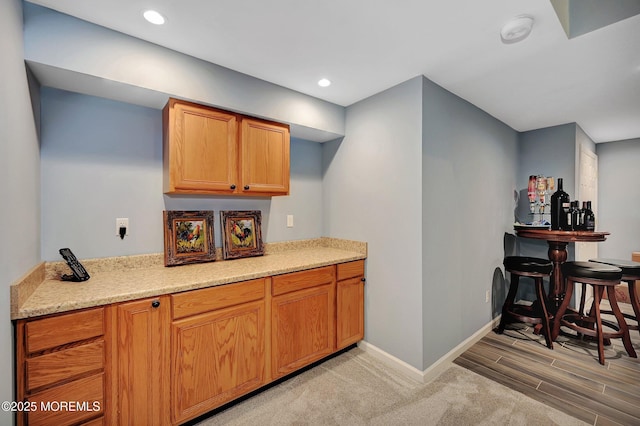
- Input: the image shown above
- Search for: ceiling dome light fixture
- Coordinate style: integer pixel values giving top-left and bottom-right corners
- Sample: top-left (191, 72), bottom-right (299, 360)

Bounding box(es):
top-left (143, 10), bottom-right (166, 25)
top-left (500, 15), bottom-right (534, 44)
top-left (317, 78), bottom-right (331, 87)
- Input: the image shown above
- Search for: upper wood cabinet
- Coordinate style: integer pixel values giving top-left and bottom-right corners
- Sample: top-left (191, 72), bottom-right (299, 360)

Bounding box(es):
top-left (240, 118), bottom-right (290, 195)
top-left (163, 98), bottom-right (290, 196)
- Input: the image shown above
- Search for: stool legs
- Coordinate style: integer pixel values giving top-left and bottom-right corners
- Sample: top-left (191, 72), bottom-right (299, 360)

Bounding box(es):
top-left (535, 277), bottom-right (553, 349)
top-left (552, 280), bottom-right (574, 343)
top-left (497, 273), bottom-right (553, 349)
top-left (497, 274), bottom-right (519, 334)
top-left (593, 285), bottom-right (606, 364)
top-left (553, 278), bottom-right (637, 365)
top-left (606, 286), bottom-right (637, 359)
top-left (588, 279), bottom-right (639, 341)
top-left (627, 280), bottom-right (640, 336)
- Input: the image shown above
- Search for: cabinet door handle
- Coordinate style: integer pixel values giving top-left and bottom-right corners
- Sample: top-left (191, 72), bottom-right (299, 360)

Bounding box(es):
top-left (230, 184), bottom-right (236, 190)
top-left (361, 278), bottom-right (366, 282)
top-left (244, 185), bottom-right (250, 190)
top-left (151, 300), bottom-right (160, 308)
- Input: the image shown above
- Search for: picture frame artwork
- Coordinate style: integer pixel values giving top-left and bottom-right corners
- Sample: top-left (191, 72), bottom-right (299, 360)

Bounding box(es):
top-left (163, 210), bottom-right (216, 266)
top-left (220, 210), bottom-right (264, 260)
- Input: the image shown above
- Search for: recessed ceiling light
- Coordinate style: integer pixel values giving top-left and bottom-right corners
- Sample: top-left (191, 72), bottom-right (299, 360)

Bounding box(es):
top-left (143, 10), bottom-right (165, 25)
top-left (501, 15), bottom-right (534, 44)
top-left (318, 78), bottom-right (331, 87)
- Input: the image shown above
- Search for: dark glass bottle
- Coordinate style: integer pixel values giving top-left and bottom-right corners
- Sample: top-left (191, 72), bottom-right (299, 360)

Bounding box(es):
top-left (579, 201), bottom-right (587, 230)
top-left (583, 201), bottom-right (595, 231)
top-left (550, 178), bottom-right (570, 230)
top-left (569, 201), bottom-right (580, 230)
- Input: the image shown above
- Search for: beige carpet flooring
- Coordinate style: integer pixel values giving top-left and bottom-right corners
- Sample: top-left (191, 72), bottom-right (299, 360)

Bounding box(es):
top-left (195, 347), bottom-right (587, 425)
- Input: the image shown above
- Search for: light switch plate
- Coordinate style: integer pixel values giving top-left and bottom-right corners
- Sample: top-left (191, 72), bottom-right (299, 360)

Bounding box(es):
top-left (287, 215), bottom-right (294, 228)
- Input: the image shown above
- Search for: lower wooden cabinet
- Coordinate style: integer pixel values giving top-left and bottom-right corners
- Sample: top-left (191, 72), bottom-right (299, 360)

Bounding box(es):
top-left (15, 306), bottom-right (108, 426)
top-left (14, 260), bottom-right (365, 425)
top-left (170, 279), bottom-right (267, 424)
top-left (336, 260), bottom-right (366, 349)
top-left (271, 266), bottom-right (336, 378)
top-left (116, 296), bottom-right (170, 426)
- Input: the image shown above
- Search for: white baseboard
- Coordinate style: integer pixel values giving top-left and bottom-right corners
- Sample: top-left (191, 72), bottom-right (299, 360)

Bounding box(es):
top-left (356, 341), bottom-right (426, 383)
top-left (357, 315), bottom-right (501, 384)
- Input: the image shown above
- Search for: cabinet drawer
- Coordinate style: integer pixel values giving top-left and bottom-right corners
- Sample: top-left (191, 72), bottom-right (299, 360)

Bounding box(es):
top-left (172, 278), bottom-right (265, 319)
top-left (27, 373), bottom-right (104, 426)
top-left (337, 260), bottom-right (365, 281)
top-left (26, 308), bottom-right (105, 354)
top-left (26, 340), bottom-right (104, 392)
top-left (272, 266), bottom-right (335, 296)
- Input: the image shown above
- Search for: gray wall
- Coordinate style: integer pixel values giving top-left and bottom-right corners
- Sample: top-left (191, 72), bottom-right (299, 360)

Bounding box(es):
top-left (40, 88), bottom-right (324, 261)
top-left (421, 77), bottom-right (518, 367)
top-left (322, 75), bottom-right (519, 371)
top-left (323, 77), bottom-right (424, 369)
top-left (596, 138), bottom-right (640, 258)
top-left (0, 0), bottom-right (41, 421)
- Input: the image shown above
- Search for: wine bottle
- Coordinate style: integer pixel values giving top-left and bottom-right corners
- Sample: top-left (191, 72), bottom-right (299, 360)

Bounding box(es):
top-left (579, 201), bottom-right (587, 231)
top-left (583, 201), bottom-right (595, 231)
top-left (550, 178), bottom-right (570, 230)
top-left (570, 201), bottom-right (580, 231)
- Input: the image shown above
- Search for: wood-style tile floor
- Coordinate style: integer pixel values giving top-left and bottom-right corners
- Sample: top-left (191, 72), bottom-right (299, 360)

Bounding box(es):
top-left (454, 304), bottom-right (640, 426)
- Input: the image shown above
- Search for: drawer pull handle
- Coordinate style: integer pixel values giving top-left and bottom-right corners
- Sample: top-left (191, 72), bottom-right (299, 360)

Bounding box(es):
top-left (151, 300), bottom-right (160, 308)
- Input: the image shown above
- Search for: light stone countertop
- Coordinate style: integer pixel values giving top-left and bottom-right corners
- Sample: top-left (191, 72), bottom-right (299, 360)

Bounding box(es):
top-left (11, 238), bottom-right (366, 320)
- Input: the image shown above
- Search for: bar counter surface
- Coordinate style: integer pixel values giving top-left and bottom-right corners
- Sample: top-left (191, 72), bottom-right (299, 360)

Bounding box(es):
top-left (11, 237), bottom-right (367, 320)
top-left (514, 229), bottom-right (609, 307)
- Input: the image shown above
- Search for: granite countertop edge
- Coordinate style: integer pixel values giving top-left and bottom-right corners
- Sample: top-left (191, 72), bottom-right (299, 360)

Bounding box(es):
top-left (12, 238), bottom-right (367, 320)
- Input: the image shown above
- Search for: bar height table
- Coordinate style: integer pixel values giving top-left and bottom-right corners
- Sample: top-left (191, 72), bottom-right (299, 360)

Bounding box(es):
top-left (513, 229), bottom-right (609, 309)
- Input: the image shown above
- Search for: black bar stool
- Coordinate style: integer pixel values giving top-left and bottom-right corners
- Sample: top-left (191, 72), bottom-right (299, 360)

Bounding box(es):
top-left (551, 261), bottom-right (637, 365)
top-left (589, 258), bottom-right (640, 337)
top-left (497, 256), bottom-right (554, 349)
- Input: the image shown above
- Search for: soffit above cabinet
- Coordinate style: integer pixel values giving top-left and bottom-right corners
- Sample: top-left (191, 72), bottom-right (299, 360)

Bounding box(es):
top-left (23, 4), bottom-right (345, 143)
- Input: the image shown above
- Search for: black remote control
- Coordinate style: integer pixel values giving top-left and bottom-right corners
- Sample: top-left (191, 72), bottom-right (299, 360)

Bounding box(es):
top-left (59, 248), bottom-right (90, 282)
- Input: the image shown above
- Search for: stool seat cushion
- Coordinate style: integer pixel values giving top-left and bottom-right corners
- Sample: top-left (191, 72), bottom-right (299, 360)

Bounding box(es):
top-left (562, 261), bottom-right (622, 281)
top-left (504, 256), bottom-right (552, 274)
top-left (589, 258), bottom-right (640, 277)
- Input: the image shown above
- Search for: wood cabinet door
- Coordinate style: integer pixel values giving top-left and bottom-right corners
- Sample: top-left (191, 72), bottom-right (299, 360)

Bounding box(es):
top-left (172, 300), bottom-right (265, 424)
top-left (165, 99), bottom-right (238, 194)
top-left (336, 277), bottom-right (365, 349)
top-left (117, 296), bottom-right (170, 426)
top-left (240, 118), bottom-right (290, 195)
top-left (272, 283), bottom-right (335, 378)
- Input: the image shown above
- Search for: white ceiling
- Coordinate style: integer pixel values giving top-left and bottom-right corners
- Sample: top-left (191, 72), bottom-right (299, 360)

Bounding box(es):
top-left (25, 0), bottom-right (640, 143)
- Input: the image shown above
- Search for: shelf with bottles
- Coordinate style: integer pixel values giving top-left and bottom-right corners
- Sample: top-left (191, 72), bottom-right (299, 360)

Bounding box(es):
top-left (527, 175), bottom-right (555, 215)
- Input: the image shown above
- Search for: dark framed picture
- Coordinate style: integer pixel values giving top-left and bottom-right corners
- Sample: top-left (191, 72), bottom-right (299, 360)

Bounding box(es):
top-left (163, 210), bottom-right (216, 266)
top-left (220, 210), bottom-right (264, 260)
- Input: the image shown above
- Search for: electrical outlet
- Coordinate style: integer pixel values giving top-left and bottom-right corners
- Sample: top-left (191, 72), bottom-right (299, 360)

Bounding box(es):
top-left (485, 290), bottom-right (490, 303)
top-left (116, 218), bottom-right (129, 237)
top-left (287, 215), bottom-right (294, 228)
